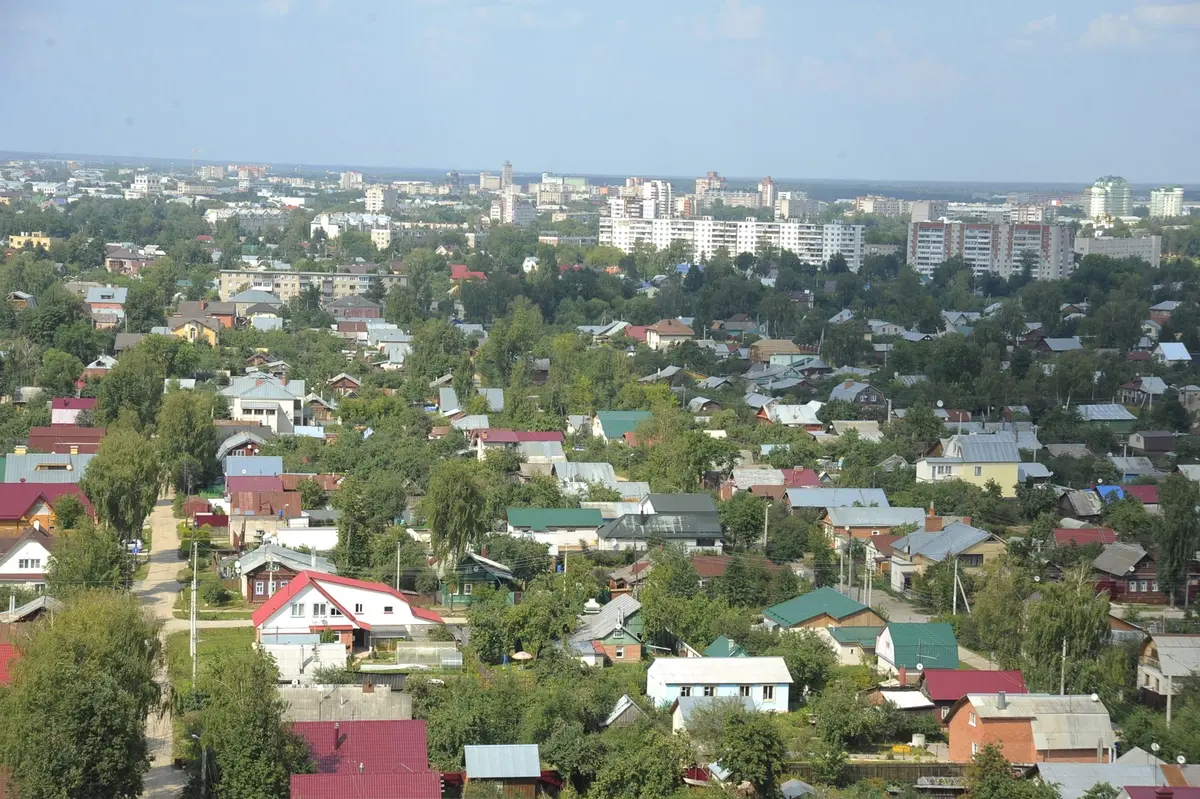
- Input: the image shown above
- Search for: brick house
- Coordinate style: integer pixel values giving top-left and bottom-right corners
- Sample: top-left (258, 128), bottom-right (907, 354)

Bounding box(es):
top-left (945, 693), bottom-right (1115, 764)
top-left (917, 669), bottom-right (1028, 724)
top-left (569, 594), bottom-right (643, 666)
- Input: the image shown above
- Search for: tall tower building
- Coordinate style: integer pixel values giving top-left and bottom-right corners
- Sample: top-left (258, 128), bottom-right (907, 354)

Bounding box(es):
top-left (501, 160), bottom-right (513, 189)
top-left (758, 177), bottom-right (777, 211)
top-left (1086, 176), bottom-right (1131, 219)
top-left (1149, 186), bottom-right (1184, 218)
top-left (640, 180), bottom-right (674, 219)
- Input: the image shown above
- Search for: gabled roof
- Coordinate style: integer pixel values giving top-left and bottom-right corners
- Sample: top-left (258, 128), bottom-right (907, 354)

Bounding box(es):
top-left (764, 587), bottom-right (868, 627)
top-left (3, 453), bottom-right (94, 483)
top-left (893, 522), bottom-right (995, 562)
top-left (1156, 341), bottom-right (1192, 361)
top-left (785, 488), bottom-right (889, 509)
top-left (829, 380), bottom-right (875, 401)
top-left (594, 410), bottom-right (651, 439)
top-left (1052, 527), bottom-right (1116, 547)
top-left (882, 622), bottom-right (959, 669)
top-left (0, 526), bottom-right (56, 560)
top-left (216, 431), bottom-right (270, 461)
top-left (690, 554), bottom-right (781, 579)
top-left (644, 493), bottom-right (718, 514)
top-left (226, 475), bottom-right (284, 494)
top-left (1144, 634), bottom-right (1200, 677)
top-left (954, 693), bottom-right (1114, 752)
top-left (826, 506), bottom-right (925, 529)
top-left (1122, 484), bottom-right (1161, 505)
top-left (827, 626), bottom-right (884, 646)
top-left (232, 544), bottom-right (335, 575)
top-left (703, 635), bottom-right (747, 657)
top-left (0, 483), bottom-right (90, 521)
top-left (598, 512), bottom-right (722, 541)
top-left (251, 571), bottom-right (444, 627)
top-left (507, 507), bottom-right (603, 531)
top-left (1092, 542), bottom-right (1149, 577)
top-left (464, 744), bottom-right (541, 780)
top-left (291, 719), bottom-right (431, 774)
top-left (1076, 404), bottom-right (1137, 422)
top-left (918, 669), bottom-right (1027, 702)
top-left (647, 656), bottom-right (793, 685)
top-left (1041, 336), bottom-right (1083, 352)
top-left (224, 455), bottom-right (284, 477)
top-left (572, 594), bottom-right (641, 643)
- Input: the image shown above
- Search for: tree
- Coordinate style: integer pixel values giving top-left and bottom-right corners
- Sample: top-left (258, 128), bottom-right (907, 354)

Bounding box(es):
top-left (1157, 473), bottom-right (1200, 606)
top-left (465, 585), bottom-right (513, 664)
top-left (717, 492), bottom-right (768, 552)
top-left (1080, 785), bottom-right (1119, 799)
top-left (589, 723), bottom-right (689, 799)
top-left (80, 428), bottom-right (162, 541)
top-left (423, 460), bottom-right (487, 561)
top-left (156, 389), bottom-right (218, 492)
top-left (94, 345), bottom-right (165, 429)
top-left (0, 590), bottom-right (163, 799)
top-left (965, 743), bottom-right (1061, 799)
top-left (46, 519), bottom-right (126, 597)
top-left (195, 648), bottom-right (313, 799)
top-left (52, 493), bottom-right (86, 530)
top-left (714, 554), bottom-right (771, 607)
top-left (34, 348), bottom-right (83, 397)
top-left (295, 478), bottom-right (328, 510)
top-left (765, 629), bottom-right (837, 696)
top-left (718, 710), bottom-right (785, 797)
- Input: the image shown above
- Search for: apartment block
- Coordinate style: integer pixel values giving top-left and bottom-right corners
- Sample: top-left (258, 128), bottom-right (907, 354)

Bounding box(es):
top-left (218, 268), bottom-right (406, 303)
top-left (364, 185), bottom-right (397, 213)
top-left (1149, 186), bottom-right (1184, 219)
top-left (599, 217), bottom-right (865, 271)
top-left (905, 222), bottom-right (1075, 279)
top-left (1074, 235), bottom-right (1162, 268)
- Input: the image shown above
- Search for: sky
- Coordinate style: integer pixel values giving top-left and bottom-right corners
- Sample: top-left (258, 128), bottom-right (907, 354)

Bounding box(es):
top-left (1, 0), bottom-right (1198, 184)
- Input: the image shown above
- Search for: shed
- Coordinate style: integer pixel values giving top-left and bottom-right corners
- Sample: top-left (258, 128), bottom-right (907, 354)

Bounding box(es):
top-left (464, 744), bottom-right (541, 794)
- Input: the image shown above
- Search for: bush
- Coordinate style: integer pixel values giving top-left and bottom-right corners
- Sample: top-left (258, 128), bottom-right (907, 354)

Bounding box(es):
top-left (178, 525), bottom-right (213, 560)
top-left (198, 578), bottom-right (229, 607)
top-left (311, 664), bottom-right (357, 685)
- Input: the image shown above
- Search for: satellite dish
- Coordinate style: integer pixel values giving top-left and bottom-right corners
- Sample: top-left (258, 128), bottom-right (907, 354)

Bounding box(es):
top-left (936, 400), bottom-right (944, 408)
top-left (242, 469), bottom-right (247, 475)
top-left (1152, 743), bottom-right (1161, 753)
top-left (1033, 575), bottom-right (1041, 582)
top-left (1090, 693), bottom-right (1100, 702)
top-left (1178, 755), bottom-right (1187, 765)
top-left (916, 663), bottom-right (924, 671)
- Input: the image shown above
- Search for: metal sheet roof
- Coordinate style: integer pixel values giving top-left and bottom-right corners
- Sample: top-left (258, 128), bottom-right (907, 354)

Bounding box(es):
top-left (826, 506), bottom-right (925, 529)
top-left (598, 512), bottom-right (722, 541)
top-left (785, 488), bottom-right (889, 509)
top-left (648, 655), bottom-right (793, 685)
top-left (464, 744), bottom-right (541, 780)
top-left (572, 594), bottom-right (641, 642)
top-left (1092, 542), bottom-right (1148, 576)
top-left (1036, 764), bottom-right (1162, 799)
top-left (225, 455), bottom-right (284, 478)
top-left (893, 522), bottom-right (992, 562)
top-left (967, 693), bottom-right (1115, 752)
top-left (764, 587), bottom-right (868, 627)
top-left (1146, 634), bottom-right (1200, 676)
top-left (948, 435), bottom-right (1020, 463)
top-left (3, 453), bottom-right (94, 483)
top-left (1077, 404), bottom-right (1138, 422)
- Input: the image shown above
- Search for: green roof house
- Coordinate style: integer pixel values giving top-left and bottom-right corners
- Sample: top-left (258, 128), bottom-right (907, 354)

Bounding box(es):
top-left (704, 635), bottom-right (747, 658)
top-left (592, 410), bottom-right (652, 442)
top-left (875, 622), bottom-right (958, 681)
top-left (506, 507), bottom-right (604, 556)
top-left (763, 587), bottom-right (885, 631)
top-left (442, 553), bottom-right (521, 610)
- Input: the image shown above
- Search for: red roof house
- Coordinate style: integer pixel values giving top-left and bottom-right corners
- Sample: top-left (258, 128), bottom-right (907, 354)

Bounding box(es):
top-left (226, 476), bottom-right (286, 494)
top-left (289, 720), bottom-right (441, 799)
top-left (230, 490), bottom-right (301, 519)
top-left (0, 484), bottom-right (92, 532)
top-left (24, 426), bottom-right (106, 455)
top-left (49, 397), bottom-right (97, 426)
top-left (918, 668), bottom-right (1028, 723)
top-left (623, 325), bottom-right (648, 343)
top-left (449, 264), bottom-right (486, 282)
top-left (782, 468), bottom-right (822, 488)
top-left (1122, 484), bottom-right (1160, 506)
top-left (691, 554), bottom-right (782, 580)
top-left (1053, 527), bottom-right (1118, 548)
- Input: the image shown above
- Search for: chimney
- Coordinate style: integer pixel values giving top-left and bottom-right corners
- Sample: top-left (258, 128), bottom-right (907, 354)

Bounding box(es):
top-left (997, 691), bottom-right (1007, 709)
top-left (925, 508), bottom-right (943, 533)
top-left (70, 445), bottom-right (78, 455)
top-left (843, 380), bottom-right (854, 388)
top-left (14, 445), bottom-right (26, 455)
top-left (898, 667), bottom-right (907, 685)
top-left (333, 722), bottom-right (341, 750)
top-left (311, 551), bottom-right (317, 568)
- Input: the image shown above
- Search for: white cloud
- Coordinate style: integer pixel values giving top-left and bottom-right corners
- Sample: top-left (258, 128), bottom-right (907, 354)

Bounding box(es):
top-left (715, 0), bottom-right (765, 40)
top-left (259, 0), bottom-right (293, 17)
top-left (1024, 14), bottom-right (1057, 34)
top-left (1081, 12), bottom-right (1146, 47)
top-left (1134, 2), bottom-right (1200, 25)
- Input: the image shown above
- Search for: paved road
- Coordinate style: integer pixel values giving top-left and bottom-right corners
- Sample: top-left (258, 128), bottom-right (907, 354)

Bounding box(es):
top-left (135, 497), bottom-right (253, 798)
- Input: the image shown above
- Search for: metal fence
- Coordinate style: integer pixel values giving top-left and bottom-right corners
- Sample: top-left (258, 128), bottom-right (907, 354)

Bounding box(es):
top-left (784, 761), bottom-right (966, 784)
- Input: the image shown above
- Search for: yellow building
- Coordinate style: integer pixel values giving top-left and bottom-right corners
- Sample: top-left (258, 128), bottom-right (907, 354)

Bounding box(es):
top-left (8, 231), bottom-right (60, 250)
top-left (168, 316), bottom-right (220, 346)
top-left (915, 434), bottom-right (1020, 498)
top-left (889, 518), bottom-right (1007, 591)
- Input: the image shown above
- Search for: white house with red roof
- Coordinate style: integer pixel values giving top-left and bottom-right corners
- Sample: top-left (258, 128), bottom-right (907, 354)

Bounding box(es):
top-left (251, 571), bottom-right (443, 651)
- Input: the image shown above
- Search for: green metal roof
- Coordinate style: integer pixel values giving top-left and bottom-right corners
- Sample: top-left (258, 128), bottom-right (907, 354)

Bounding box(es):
top-left (884, 622), bottom-right (959, 669)
top-left (764, 587), bottom-right (868, 627)
top-left (703, 635), bottom-right (747, 657)
top-left (595, 410), bottom-right (651, 439)
top-left (506, 507), bottom-right (603, 531)
top-left (827, 626), bottom-right (884, 646)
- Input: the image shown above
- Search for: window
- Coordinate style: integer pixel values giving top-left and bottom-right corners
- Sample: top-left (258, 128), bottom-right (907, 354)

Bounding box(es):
top-left (968, 711), bottom-right (976, 727)
top-left (383, 605), bottom-right (394, 614)
top-left (958, 554), bottom-right (984, 568)
top-left (1129, 580), bottom-right (1138, 593)
top-left (614, 646), bottom-right (625, 659)
top-left (972, 742), bottom-right (979, 756)
top-left (254, 581), bottom-right (265, 596)
top-left (871, 530), bottom-right (880, 536)
top-left (330, 606), bottom-right (343, 617)
top-left (941, 706), bottom-right (950, 720)
top-left (312, 602), bottom-right (327, 617)
top-left (739, 686), bottom-right (751, 697)
top-left (680, 686), bottom-right (692, 697)
top-left (974, 466), bottom-right (983, 477)
top-left (290, 603), bottom-right (304, 618)
top-left (696, 538), bottom-right (717, 548)
top-left (703, 686), bottom-right (715, 697)
top-left (1153, 581), bottom-right (1160, 592)
top-left (354, 603), bottom-right (364, 614)
top-left (762, 685), bottom-right (775, 701)
top-left (1140, 580), bottom-right (1150, 593)
top-left (279, 579), bottom-right (289, 588)
top-left (17, 558), bottom-right (41, 569)
top-left (463, 583), bottom-right (473, 595)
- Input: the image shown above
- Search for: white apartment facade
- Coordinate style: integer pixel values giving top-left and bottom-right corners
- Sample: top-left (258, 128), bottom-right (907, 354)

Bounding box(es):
top-left (855, 195), bottom-right (907, 218)
top-left (218, 269), bottom-right (406, 302)
top-left (600, 217), bottom-right (865, 270)
top-left (641, 180), bottom-right (674, 219)
top-left (339, 171), bottom-right (363, 190)
top-left (1074, 235), bottom-right (1162, 268)
top-left (1149, 187), bottom-right (1184, 219)
top-left (364, 185), bottom-right (397, 213)
top-left (905, 221), bottom-right (1075, 279)
top-left (489, 192), bottom-right (536, 226)
top-left (1084, 176), bottom-right (1132, 219)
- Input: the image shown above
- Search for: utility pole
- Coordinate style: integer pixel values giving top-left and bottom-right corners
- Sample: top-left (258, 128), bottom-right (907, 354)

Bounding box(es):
top-left (762, 505), bottom-right (769, 551)
top-left (1059, 637), bottom-right (1067, 695)
top-left (395, 540), bottom-right (401, 590)
top-left (838, 541), bottom-right (844, 593)
top-left (953, 558), bottom-right (959, 615)
top-left (190, 540), bottom-right (199, 684)
top-left (1167, 673), bottom-right (1174, 727)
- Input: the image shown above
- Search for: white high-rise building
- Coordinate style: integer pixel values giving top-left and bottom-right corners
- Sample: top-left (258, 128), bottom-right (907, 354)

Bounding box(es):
top-left (490, 191), bottom-right (535, 227)
top-left (364, 185), bottom-right (397, 213)
top-left (758, 177), bottom-right (777, 211)
top-left (1149, 186), bottom-right (1184, 219)
top-left (197, 165), bottom-right (225, 180)
top-left (339, 171), bottom-right (363, 191)
top-left (695, 171), bottom-right (725, 195)
top-left (1084, 176), bottom-right (1132, 219)
top-left (640, 180), bottom-right (673, 219)
top-left (905, 221), bottom-right (1075, 279)
top-left (599, 217), bottom-right (865, 271)
top-left (131, 173), bottom-right (162, 197)
top-left (775, 191), bottom-right (809, 221)
top-left (501, 160), bottom-right (513, 189)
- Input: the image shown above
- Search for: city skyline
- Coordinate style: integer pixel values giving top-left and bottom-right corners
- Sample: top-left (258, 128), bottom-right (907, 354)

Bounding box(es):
top-left (3, 0), bottom-right (1200, 183)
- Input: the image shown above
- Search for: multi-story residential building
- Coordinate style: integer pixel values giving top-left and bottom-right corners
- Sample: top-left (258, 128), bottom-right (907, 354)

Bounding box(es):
top-left (609, 196), bottom-right (643, 219)
top-left (695, 170), bottom-right (726, 195)
top-left (641, 180), bottom-right (673, 219)
top-left (697, 190), bottom-right (762, 209)
top-left (501, 160), bottom-right (513, 189)
top-left (758, 177), bottom-right (777, 211)
top-left (1074, 234), bottom-right (1162, 267)
top-left (203, 206), bottom-right (292, 233)
top-left (774, 191), bottom-right (809, 220)
top-left (197, 165), bottom-right (225, 180)
top-left (905, 221), bottom-right (1075, 279)
top-left (479, 172), bottom-right (501, 191)
top-left (855, 195), bottom-right (906, 218)
top-left (8, 231), bottom-right (61, 250)
top-left (309, 212), bottom-right (391, 239)
top-left (370, 226), bottom-right (392, 251)
top-left (1149, 186), bottom-right (1184, 218)
top-left (489, 192), bottom-right (536, 227)
top-left (910, 200), bottom-right (949, 223)
top-left (1084, 176), bottom-right (1132, 219)
top-left (364, 185), bottom-right (397, 213)
top-left (339, 171), bottom-right (363, 191)
top-left (599, 217), bottom-right (866, 270)
top-left (218, 268), bottom-right (406, 303)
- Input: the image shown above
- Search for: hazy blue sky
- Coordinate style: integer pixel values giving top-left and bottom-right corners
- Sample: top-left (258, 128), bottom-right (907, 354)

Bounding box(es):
top-left (1, 0), bottom-right (1198, 182)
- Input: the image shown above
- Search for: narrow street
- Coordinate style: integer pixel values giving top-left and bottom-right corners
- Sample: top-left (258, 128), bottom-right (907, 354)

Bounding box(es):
top-left (135, 497), bottom-right (251, 798)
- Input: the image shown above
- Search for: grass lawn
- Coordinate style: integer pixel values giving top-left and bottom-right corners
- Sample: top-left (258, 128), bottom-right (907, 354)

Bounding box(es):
top-left (165, 626), bottom-right (255, 693)
top-left (172, 609), bottom-right (255, 621)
